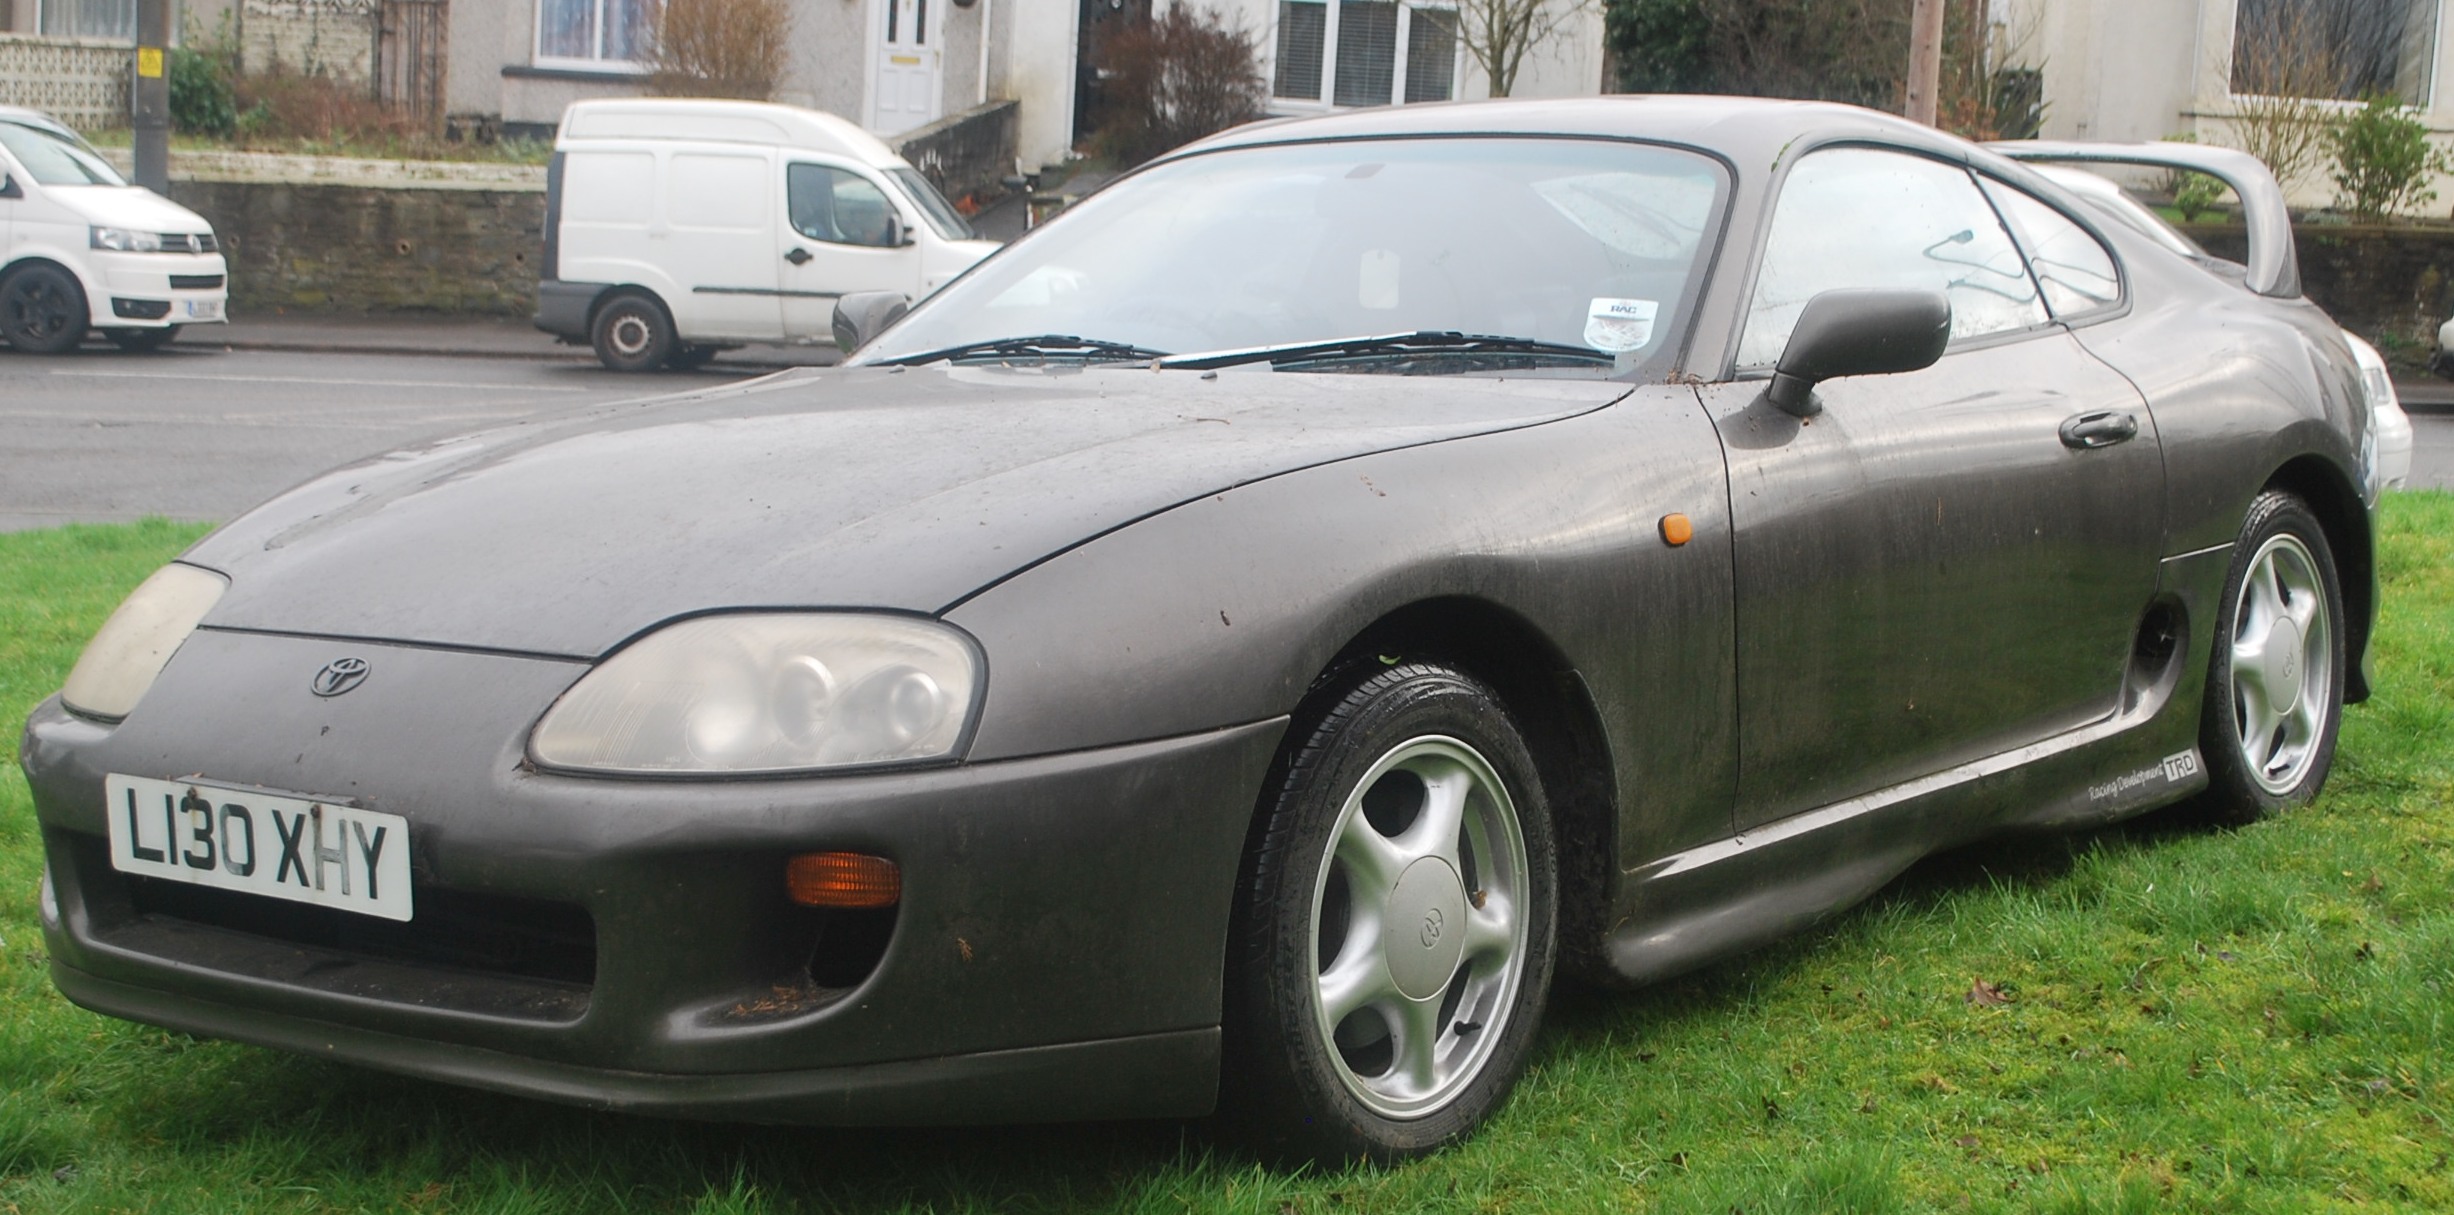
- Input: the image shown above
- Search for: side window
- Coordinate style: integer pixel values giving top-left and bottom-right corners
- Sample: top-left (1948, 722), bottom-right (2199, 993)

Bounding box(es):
top-left (1979, 178), bottom-right (2122, 318)
top-left (1738, 147), bottom-right (2047, 368)
top-left (788, 164), bottom-right (900, 248)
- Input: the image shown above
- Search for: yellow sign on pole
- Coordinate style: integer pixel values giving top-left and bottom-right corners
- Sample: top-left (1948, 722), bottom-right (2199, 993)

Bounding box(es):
top-left (137, 46), bottom-right (164, 78)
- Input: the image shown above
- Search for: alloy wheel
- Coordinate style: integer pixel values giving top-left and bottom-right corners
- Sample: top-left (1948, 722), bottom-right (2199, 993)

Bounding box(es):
top-left (2227, 532), bottom-right (2333, 794)
top-left (1308, 735), bottom-right (1531, 1119)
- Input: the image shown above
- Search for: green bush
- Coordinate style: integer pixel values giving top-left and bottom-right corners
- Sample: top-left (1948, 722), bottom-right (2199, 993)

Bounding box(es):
top-left (2331, 94), bottom-right (2452, 221)
top-left (1605, 0), bottom-right (1708, 93)
top-left (167, 15), bottom-right (238, 137)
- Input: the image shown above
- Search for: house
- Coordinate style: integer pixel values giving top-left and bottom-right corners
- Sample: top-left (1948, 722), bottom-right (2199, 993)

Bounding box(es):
top-left (2006, 0), bottom-right (2454, 205)
top-left (3, 0), bottom-right (1605, 175)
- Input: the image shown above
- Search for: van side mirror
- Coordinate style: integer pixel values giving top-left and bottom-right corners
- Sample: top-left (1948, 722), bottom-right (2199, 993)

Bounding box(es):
top-left (1764, 288), bottom-right (1951, 417)
top-left (885, 213), bottom-right (916, 248)
top-left (0, 174), bottom-right (20, 200)
top-left (833, 290), bottom-right (910, 353)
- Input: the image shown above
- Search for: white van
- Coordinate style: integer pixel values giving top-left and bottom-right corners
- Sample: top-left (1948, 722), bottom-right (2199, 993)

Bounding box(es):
top-left (536, 98), bottom-right (1001, 371)
top-left (0, 105), bottom-right (228, 354)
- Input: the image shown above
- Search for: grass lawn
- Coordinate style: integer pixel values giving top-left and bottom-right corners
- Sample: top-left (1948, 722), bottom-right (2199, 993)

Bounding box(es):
top-left (4, 496), bottom-right (2452, 1213)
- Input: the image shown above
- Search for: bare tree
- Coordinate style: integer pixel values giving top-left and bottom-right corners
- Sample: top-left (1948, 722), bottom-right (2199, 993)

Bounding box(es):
top-left (646, 0), bottom-right (792, 100)
top-left (2216, 1), bottom-right (2401, 193)
top-left (1442, 0), bottom-right (1584, 98)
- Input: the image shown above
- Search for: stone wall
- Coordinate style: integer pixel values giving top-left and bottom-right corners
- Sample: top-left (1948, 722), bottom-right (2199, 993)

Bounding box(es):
top-left (109, 121), bottom-right (1013, 318)
top-left (892, 99), bottom-right (1020, 208)
top-left (170, 178), bottom-right (545, 315)
top-left (0, 33), bottom-right (129, 130)
top-left (2186, 222), bottom-right (2454, 370)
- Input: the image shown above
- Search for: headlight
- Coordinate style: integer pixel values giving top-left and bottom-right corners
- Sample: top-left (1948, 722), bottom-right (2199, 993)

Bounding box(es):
top-left (60, 562), bottom-right (228, 721)
top-left (90, 226), bottom-right (163, 252)
top-left (530, 614), bottom-right (981, 775)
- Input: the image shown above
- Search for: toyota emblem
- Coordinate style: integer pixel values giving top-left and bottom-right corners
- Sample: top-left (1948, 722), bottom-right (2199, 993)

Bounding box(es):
top-left (311, 657), bottom-right (370, 697)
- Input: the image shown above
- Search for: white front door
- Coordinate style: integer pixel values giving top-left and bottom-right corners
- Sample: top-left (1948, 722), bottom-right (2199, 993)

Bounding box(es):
top-left (869, 0), bottom-right (943, 136)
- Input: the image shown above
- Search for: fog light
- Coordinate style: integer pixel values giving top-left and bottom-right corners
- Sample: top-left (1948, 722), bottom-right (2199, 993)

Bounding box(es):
top-left (786, 852), bottom-right (901, 908)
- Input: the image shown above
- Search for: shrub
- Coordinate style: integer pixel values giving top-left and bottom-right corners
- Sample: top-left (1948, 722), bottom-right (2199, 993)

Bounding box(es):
top-left (2331, 94), bottom-right (2452, 221)
top-left (1604, 0), bottom-right (1707, 93)
top-left (1090, 6), bottom-right (1265, 166)
top-left (168, 15), bottom-right (239, 137)
top-left (647, 0), bottom-right (792, 100)
top-left (231, 63), bottom-right (422, 144)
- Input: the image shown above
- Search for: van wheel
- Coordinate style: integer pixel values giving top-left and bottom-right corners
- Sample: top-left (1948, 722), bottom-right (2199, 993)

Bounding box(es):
top-left (591, 292), bottom-right (674, 372)
top-left (106, 326), bottom-right (181, 353)
top-left (1, 263), bottom-right (90, 354)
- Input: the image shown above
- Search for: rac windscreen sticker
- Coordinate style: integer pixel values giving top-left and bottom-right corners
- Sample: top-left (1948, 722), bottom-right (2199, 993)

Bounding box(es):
top-left (1585, 298), bottom-right (1659, 352)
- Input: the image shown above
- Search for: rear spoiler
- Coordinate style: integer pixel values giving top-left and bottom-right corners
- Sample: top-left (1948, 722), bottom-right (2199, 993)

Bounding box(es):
top-left (1986, 140), bottom-right (2299, 299)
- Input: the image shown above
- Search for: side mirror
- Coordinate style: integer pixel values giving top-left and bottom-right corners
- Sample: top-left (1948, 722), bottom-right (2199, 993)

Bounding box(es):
top-left (833, 290), bottom-right (910, 353)
top-left (1764, 288), bottom-right (1951, 417)
top-left (885, 212), bottom-right (916, 248)
top-left (0, 174), bottom-right (20, 200)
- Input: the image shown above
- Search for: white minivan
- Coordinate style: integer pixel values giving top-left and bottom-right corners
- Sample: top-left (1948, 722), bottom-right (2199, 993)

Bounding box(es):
top-left (0, 105), bottom-right (228, 354)
top-left (536, 98), bottom-right (1001, 371)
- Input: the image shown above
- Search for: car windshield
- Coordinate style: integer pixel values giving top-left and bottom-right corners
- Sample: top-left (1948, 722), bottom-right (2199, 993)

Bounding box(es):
top-left (0, 119), bottom-right (126, 186)
top-left (861, 137), bottom-right (1727, 376)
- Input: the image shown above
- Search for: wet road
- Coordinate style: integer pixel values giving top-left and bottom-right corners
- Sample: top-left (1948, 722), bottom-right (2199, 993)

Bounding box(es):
top-left (0, 345), bottom-right (769, 532)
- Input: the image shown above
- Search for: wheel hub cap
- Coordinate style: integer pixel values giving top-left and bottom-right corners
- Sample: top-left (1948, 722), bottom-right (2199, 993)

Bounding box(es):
top-left (2262, 616), bottom-right (2304, 716)
top-left (1381, 857), bottom-right (1468, 1000)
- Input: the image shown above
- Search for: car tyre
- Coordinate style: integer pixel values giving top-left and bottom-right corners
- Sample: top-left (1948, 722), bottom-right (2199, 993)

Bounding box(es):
top-left (591, 291), bottom-right (675, 372)
top-left (105, 326), bottom-right (180, 353)
top-left (1223, 661), bottom-right (1556, 1163)
top-left (1, 262), bottom-right (90, 354)
top-left (2194, 490), bottom-right (2346, 824)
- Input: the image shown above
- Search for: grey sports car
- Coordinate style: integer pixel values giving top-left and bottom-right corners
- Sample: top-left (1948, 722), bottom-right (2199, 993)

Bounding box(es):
top-left (24, 97), bottom-right (2384, 1162)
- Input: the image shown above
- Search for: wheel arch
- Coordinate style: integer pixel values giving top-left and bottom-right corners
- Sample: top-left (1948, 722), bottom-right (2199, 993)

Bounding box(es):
top-left (2264, 453), bottom-right (2373, 703)
top-left (1307, 596), bottom-right (1621, 984)
top-left (589, 283), bottom-right (672, 330)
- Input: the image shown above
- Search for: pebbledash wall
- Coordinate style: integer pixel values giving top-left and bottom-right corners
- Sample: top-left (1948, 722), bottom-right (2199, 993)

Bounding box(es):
top-left (105, 100), bottom-right (1020, 317)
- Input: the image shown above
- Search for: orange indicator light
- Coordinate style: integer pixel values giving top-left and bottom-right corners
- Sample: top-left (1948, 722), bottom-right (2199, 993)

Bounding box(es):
top-left (786, 852), bottom-right (902, 908)
top-left (1659, 513), bottom-right (1694, 546)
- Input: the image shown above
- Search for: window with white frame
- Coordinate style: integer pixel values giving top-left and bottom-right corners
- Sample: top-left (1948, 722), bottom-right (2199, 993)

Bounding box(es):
top-left (2230, 0), bottom-right (2439, 103)
top-left (1272, 0), bottom-right (1460, 108)
top-left (537, 0), bottom-right (654, 69)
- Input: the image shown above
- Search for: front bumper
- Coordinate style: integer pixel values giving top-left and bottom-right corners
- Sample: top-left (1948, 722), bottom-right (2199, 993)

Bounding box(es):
top-left (88, 249), bottom-right (229, 328)
top-left (26, 628), bottom-right (1285, 1124)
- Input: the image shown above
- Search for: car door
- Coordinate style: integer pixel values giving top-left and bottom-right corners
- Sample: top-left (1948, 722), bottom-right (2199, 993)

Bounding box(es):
top-left (662, 147), bottom-right (783, 341)
top-left (778, 161), bottom-right (921, 340)
top-left (1697, 145), bottom-right (2165, 831)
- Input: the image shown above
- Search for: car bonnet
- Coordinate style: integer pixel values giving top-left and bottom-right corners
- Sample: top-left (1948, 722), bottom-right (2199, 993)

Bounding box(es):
top-left (185, 366), bottom-right (1629, 657)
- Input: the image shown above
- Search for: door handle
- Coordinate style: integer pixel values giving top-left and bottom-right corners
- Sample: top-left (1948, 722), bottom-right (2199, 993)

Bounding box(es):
top-left (784, 246), bottom-right (813, 266)
top-left (2059, 410), bottom-right (2139, 449)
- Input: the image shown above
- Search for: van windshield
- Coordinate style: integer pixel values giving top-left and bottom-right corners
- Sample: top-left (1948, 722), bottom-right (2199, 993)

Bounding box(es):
top-left (889, 167), bottom-right (976, 241)
top-left (0, 120), bottom-right (126, 186)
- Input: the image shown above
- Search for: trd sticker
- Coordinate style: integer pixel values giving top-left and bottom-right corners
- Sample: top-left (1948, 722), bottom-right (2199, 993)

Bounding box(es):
top-left (2089, 750), bottom-right (2201, 801)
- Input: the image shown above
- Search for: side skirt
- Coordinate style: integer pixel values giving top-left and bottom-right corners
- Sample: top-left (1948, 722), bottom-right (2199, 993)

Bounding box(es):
top-left (1600, 543), bottom-right (2235, 988)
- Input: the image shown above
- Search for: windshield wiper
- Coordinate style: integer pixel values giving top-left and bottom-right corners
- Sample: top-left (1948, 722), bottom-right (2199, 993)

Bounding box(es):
top-left (1162, 331), bottom-right (1614, 371)
top-left (873, 334), bottom-right (1170, 366)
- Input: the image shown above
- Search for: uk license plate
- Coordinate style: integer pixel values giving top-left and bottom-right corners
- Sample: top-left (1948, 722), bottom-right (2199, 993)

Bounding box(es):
top-left (184, 298), bottom-right (223, 320)
top-left (104, 775), bottom-right (413, 921)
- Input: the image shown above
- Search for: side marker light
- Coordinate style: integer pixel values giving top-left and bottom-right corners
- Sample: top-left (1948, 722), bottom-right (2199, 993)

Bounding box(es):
top-left (787, 852), bottom-right (902, 908)
top-left (1659, 513), bottom-right (1693, 547)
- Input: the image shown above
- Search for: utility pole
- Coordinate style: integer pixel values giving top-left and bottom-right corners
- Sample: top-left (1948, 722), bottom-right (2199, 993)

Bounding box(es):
top-left (132, 0), bottom-right (170, 194)
top-left (1905, 0), bottom-right (1944, 126)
